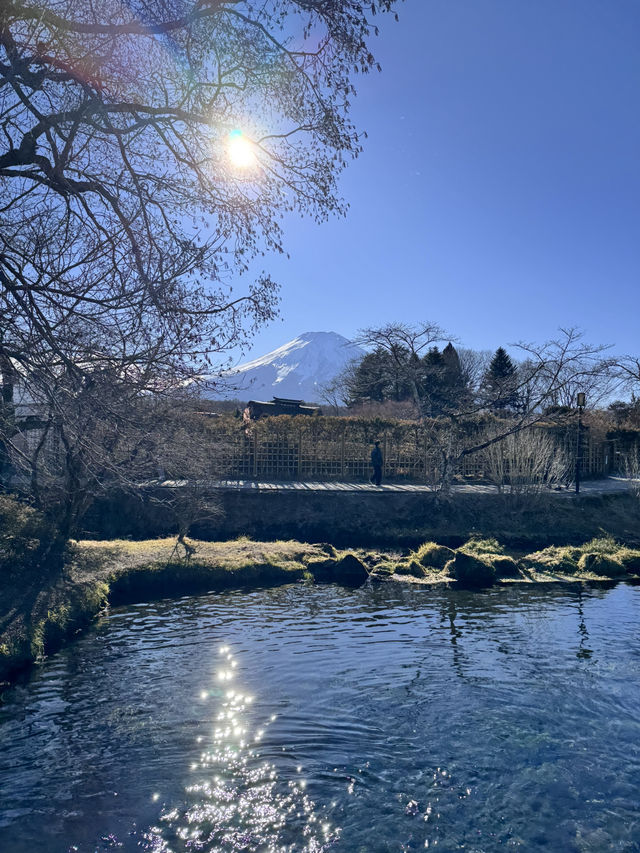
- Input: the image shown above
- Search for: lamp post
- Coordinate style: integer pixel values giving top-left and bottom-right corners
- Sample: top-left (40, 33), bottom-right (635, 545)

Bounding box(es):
top-left (575, 392), bottom-right (586, 494)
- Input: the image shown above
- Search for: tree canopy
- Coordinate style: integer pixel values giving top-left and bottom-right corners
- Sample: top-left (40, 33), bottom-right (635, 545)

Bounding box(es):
top-left (0, 0), bottom-right (398, 388)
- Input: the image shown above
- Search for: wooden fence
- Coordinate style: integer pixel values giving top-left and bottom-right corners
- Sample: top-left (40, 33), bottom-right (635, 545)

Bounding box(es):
top-left (201, 416), bottom-right (616, 484)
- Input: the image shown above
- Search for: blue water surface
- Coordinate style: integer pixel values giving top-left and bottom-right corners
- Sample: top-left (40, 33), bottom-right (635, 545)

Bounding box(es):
top-left (1, 581), bottom-right (639, 852)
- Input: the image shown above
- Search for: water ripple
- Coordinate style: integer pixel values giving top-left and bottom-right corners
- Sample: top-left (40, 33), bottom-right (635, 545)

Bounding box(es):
top-left (1, 583), bottom-right (640, 851)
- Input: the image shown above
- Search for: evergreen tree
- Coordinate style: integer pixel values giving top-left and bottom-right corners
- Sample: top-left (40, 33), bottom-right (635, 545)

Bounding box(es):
top-left (441, 342), bottom-right (468, 409)
top-left (482, 347), bottom-right (519, 411)
top-left (419, 343), bottom-right (468, 416)
top-left (346, 347), bottom-right (414, 404)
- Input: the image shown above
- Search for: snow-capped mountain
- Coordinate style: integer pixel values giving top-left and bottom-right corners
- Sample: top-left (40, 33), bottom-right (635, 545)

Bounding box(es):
top-left (203, 331), bottom-right (364, 403)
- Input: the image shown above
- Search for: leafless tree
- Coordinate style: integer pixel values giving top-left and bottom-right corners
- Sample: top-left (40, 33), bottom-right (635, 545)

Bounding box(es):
top-left (1, 2), bottom-right (398, 389)
top-left (355, 321), bottom-right (449, 408)
top-left (0, 0), bottom-right (399, 530)
top-left (609, 356), bottom-right (640, 405)
top-left (318, 357), bottom-right (361, 414)
top-left (457, 347), bottom-right (492, 396)
top-left (349, 324), bottom-right (614, 490)
top-left (515, 327), bottom-right (615, 410)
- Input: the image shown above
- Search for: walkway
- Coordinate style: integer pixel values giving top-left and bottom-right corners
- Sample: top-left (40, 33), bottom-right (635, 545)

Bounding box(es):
top-left (156, 476), bottom-right (639, 496)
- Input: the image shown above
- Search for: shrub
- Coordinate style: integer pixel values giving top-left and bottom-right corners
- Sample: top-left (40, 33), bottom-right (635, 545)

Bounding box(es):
top-left (413, 542), bottom-right (454, 570)
top-left (0, 495), bottom-right (56, 577)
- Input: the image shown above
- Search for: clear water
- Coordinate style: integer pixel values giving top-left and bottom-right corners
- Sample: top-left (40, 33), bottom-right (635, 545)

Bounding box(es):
top-left (1, 582), bottom-right (640, 852)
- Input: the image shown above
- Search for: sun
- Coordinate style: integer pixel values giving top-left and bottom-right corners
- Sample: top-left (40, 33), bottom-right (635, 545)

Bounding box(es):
top-left (227, 129), bottom-right (257, 169)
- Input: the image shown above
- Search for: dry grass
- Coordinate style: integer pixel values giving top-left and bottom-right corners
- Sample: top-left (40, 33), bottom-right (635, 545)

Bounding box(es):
top-left (411, 542), bottom-right (454, 570)
top-left (71, 536), bottom-right (329, 581)
top-left (523, 537), bottom-right (640, 579)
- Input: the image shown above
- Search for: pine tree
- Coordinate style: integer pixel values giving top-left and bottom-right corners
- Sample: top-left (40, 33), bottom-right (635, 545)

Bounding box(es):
top-left (419, 343), bottom-right (468, 415)
top-left (482, 347), bottom-right (518, 411)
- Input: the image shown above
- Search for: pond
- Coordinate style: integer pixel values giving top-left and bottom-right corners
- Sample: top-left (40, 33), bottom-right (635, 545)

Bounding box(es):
top-left (1, 581), bottom-right (640, 852)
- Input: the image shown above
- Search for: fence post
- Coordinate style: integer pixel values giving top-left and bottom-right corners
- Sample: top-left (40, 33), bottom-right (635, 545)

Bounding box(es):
top-left (253, 430), bottom-right (258, 479)
top-left (383, 433), bottom-right (388, 480)
top-left (341, 426), bottom-right (346, 480)
top-left (424, 432), bottom-right (428, 484)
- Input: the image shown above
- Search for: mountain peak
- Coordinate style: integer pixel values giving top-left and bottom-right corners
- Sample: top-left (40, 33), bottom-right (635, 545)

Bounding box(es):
top-left (202, 331), bottom-right (363, 403)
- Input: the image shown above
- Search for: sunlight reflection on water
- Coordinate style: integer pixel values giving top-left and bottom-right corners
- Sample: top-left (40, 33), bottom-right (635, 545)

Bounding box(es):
top-left (1, 583), bottom-right (640, 852)
top-left (141, 645), bottom-right (337, 853)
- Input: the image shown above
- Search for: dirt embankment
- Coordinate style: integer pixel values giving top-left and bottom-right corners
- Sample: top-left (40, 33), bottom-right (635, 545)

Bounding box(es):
top-left (85, 488), bottom-right (640, 550)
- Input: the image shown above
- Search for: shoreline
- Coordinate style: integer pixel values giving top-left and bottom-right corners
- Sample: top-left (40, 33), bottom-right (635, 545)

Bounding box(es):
top-left (1, 534), bottom-right (639, 692)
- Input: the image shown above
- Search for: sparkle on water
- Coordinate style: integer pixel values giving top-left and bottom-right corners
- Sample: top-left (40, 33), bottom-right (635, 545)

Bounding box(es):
top-left (1, 582), bottom-right (640, 852)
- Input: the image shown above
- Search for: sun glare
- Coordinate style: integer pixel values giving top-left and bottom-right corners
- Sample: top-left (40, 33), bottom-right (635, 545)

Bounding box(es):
top-left (227, 129), bottom-right (256, 169)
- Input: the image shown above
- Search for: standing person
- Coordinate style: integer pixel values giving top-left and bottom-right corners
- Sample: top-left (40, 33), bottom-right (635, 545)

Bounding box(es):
top-left (370, 440), bottom-right (383, 487)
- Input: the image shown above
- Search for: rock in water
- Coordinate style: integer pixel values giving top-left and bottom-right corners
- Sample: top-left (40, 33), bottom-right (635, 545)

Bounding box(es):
top-left (446, 551), bottom-right (495, 588)
top-left (306, 553), bottom-right (368, 586)
top-left (334, 553), bottom-right (369, 585)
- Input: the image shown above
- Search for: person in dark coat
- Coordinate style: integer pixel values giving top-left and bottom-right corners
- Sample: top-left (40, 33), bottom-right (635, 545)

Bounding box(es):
top-left (370, 440), bottom-right (383, 486)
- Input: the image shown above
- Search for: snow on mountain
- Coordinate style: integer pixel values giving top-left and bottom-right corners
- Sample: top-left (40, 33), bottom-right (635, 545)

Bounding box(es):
top-left (202, 331), bottom-right (364, 403)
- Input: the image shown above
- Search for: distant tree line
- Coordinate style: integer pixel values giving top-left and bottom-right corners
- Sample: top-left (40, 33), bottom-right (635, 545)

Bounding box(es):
top-left (328, 322), bottom-right (616, 419)
top-left (343, 341), bottom-right (526, 416)
top-left (319, 321), bottom-right (640, 489)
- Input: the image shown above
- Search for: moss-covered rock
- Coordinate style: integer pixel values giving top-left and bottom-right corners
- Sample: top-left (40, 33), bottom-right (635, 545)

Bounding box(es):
top-left (578, 552), bottom-right (625, 578)
top-left (524, 546), bottom-right (582, 574)
top-left (370, 560), bottom-right (396, 577)
top-left (445, 551), bottom-right (495, 588)
top-left (305, 558), bottom-right (338, 583)
top-left (461, 537), bottom-right (505, 556)
top-left (395, 559), bottom-right (426, 578)
top-left (335, 553), bottom-right (369, 584)
top-left (489, 555), bottom-right (521, 578)
top-left (617, 549), bottom-right (640, 573)
top-left (307, 553), bottom-right (368, 585)
top-left (413, 542), bottom-right (454, 570)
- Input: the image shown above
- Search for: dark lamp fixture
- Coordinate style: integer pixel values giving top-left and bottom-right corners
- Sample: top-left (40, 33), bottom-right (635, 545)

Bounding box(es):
top-left (576, 392), bottom-right (586, 408)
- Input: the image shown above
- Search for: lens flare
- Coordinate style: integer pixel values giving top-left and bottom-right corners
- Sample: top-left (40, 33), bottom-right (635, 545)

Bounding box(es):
top-left (227, 129), bottom-right (256, 169)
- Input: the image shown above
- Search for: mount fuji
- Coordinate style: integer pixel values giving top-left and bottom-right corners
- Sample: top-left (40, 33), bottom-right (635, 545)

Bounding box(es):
top-left (203, 331), bottom-right (364, 403)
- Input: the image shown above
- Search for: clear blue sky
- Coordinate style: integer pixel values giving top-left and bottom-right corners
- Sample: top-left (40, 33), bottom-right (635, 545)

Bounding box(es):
top-left (237, 0), bottom-right (640, 361)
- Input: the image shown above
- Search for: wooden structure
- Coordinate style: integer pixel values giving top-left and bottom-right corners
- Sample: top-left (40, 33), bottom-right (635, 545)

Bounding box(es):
top-left (245, 397), bottom-right (321, 420)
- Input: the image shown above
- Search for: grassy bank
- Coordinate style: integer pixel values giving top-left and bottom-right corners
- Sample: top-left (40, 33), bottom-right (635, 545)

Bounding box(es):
top-left (0, 537), bottom-right (331, 688)
top-left (2, 533), bottom-right (640, 690)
